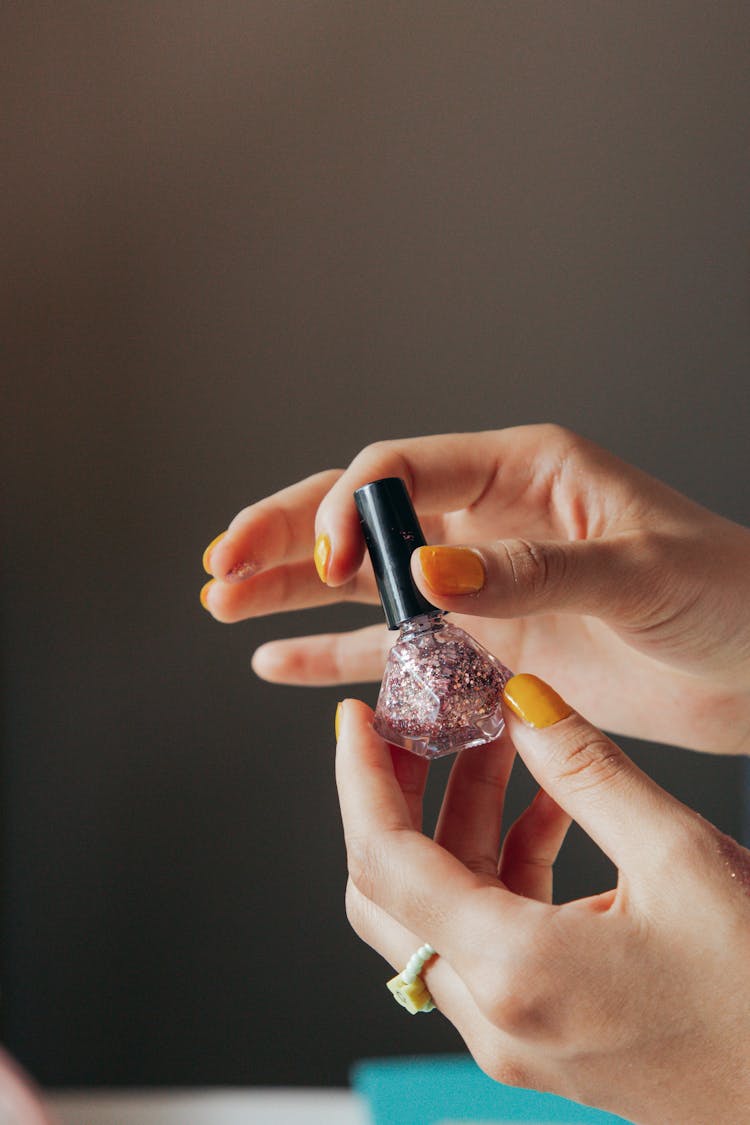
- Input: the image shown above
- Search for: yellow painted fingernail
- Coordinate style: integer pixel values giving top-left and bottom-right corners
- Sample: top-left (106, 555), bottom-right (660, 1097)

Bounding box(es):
top-left (335, 702), bottom-right (343, 740)
top-left (503, 674), bottom-right (573, 729)
top-left (202, 532), bottom-right (226, 575)
top-left (200, 580), bottom-right (214, 610)
top-left (314, 533), bottom-right (331, 583)
top-left (416, 545), bottom-right (486, 595)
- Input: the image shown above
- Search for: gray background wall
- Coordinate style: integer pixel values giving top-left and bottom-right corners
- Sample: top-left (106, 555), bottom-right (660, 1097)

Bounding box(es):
top-left (2, 1), bottom-right (748, 1088)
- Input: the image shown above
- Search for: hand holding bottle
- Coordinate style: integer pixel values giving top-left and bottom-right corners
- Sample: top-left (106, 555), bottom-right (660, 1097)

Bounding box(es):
top-left (201, 424), bottom-right (750, 755)
top-left (201, 426), bottom-right (750, 1121)
top-left (335, 682), bottom-right (750, 1125)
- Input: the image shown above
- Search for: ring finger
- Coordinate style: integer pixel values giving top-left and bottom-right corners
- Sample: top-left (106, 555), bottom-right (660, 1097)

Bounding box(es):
top-left (202, 559), bottom-right (379, 622)
top-left (344, 878), bottom-right (476, 1029)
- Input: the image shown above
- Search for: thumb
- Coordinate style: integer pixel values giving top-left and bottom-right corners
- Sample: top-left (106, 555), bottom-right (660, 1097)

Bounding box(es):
top-left (411, 536), bottom-right (659, 624)
top-left (501, 673), bottom-right (690, 873)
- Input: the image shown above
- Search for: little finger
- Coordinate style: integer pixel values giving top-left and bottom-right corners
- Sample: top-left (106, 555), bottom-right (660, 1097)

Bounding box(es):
top-left (201, 559), bottom-right (378, 622)
top-left (203, 469), bottom-right (343, 580)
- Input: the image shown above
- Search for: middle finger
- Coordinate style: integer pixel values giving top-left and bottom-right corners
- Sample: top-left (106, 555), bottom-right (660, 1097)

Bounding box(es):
top-left (434, 730), bottom-right (516, 876)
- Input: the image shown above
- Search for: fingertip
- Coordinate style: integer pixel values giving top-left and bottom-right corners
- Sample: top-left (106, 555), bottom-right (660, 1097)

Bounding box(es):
top-left (335, 698), bottom-right (424, 841)
top-left (334, 697), bottom-right (381, 763)
top-left (502, 673), bottom-right (573, 729)
top-left (334, 697), bottom-right (376, 742)
top-left (339, 696), bottom-right (376, 728)
top-left (250, 642), bottom-right (283, 682)
top-left (202, 532), bottom-right (226, 575)
top-left (410, 548), bottom-right (448, 609)
top-left (203, 527), bottom-right (260, 584)
top-left (313, 533), bottom-right (331, 583)
top-left (197, 578), bottom-right (242, 624)
top-left (314, 484), bottom-right (371, 587)
top-left (313, 525), bottom-right (368, 587)
top-left (413, 545), bottom-right (487, 598)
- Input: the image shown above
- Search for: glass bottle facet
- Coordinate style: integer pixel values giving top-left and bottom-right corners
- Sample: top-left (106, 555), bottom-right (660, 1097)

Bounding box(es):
top-left (373, 613), bottom-right (512, 759)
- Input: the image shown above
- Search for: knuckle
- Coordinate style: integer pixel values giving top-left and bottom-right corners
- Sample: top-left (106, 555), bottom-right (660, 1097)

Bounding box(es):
top-left (550, 729), bottom-right (626, 797)
top-left (500, 538), bottom-right (565, 600)
top-left (352, 438), bottom-right (398, 470)
top-left (473, 945), bottom-right (555, 1040)
top-left (360, 438), bottom-right (394, 460)
top-left (536, 421), bottom-right (577, 450)
top-left (465, 903), bottom-right (564, 1042)
top-left (482, 978), bottom-right (550, 1039)
top-left (534, 423), bottom-right (592, 473)
top-left (618, 531), bottom-right (706, 634)
top-left (463, 1035), bottom-right (538, 1090)
top-left (486, 1058), bottom-right (533, 1090)
top-left (350, 441), bottom-right (414, 494)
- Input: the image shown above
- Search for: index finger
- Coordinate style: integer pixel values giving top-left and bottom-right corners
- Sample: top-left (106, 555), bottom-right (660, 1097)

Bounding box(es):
top-left (335, 698), bottom-right (529, 969)
top-left (316, 432), bottom-right (502, 586)
top-left (315, 425), bottom-right (591, 587)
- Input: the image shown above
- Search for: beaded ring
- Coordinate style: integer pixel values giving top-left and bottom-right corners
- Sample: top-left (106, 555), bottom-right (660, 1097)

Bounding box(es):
top-left (386, 943), bottom-right (437, 1014)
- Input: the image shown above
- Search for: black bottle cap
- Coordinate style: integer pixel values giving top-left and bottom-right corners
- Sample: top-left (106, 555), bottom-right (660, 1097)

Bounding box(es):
top-left (354, 477), bottom-right (438, 630)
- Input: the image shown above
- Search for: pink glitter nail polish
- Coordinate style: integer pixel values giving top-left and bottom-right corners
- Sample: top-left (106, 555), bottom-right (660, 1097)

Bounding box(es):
top-left (354, 478), bottom-right (511, 760)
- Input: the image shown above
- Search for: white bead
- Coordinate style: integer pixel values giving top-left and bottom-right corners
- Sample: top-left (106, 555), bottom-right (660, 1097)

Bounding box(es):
top-left (400, 941), bottom-right (437, 987)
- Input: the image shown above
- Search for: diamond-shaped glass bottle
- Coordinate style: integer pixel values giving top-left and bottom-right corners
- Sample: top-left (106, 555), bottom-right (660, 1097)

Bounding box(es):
top-left (374, 611), bottom-right (511, 759)
top-left (354, 478), bottom-right (512, 760)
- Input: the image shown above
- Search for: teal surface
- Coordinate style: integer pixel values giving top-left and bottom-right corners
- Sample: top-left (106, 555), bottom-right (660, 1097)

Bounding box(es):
top-left (352, 1055), bottom-right (633, 1125)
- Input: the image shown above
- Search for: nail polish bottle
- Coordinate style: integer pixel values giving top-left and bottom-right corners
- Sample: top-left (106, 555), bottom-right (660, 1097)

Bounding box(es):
top-left (354, 478), bottom-right (512, 760)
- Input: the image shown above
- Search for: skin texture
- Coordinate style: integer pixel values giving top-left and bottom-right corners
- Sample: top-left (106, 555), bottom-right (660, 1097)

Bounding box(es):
top-left (201, 425), bottom-right (750, 1122)
top-left (335, 693), bottom-right (750, 1125)
top-left (203, 425), bottom-right (750, 754)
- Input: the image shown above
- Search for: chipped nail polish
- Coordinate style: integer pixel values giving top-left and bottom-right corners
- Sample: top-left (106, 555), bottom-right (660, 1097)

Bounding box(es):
top-left (224, 560), bottom-right (258, 582)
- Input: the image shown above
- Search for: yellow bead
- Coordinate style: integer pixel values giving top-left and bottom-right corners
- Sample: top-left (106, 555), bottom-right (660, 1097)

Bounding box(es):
top-left (386, 972), bottom-right (435, 1015)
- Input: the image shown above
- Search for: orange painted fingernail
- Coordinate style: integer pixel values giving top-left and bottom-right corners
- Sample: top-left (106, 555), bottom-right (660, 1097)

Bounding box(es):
top-left (202, 532), bottom-right (226, 575)
top-left (416, 545), bottom-right (486, 595)
top-left (200, 580), bottom-right (214, 610)
top-left (314, 533), bottom-right (331, 583)
top-left (335, 701), bottom-right (343, 740)
top-left (503, 674), bottom-right (573, 729)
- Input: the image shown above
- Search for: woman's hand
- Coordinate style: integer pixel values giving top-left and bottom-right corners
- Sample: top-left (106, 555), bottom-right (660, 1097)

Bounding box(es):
top-left (201, 425), bottom-right (750, 753)
top-left (335, 679), bottom-right (750, 1125)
